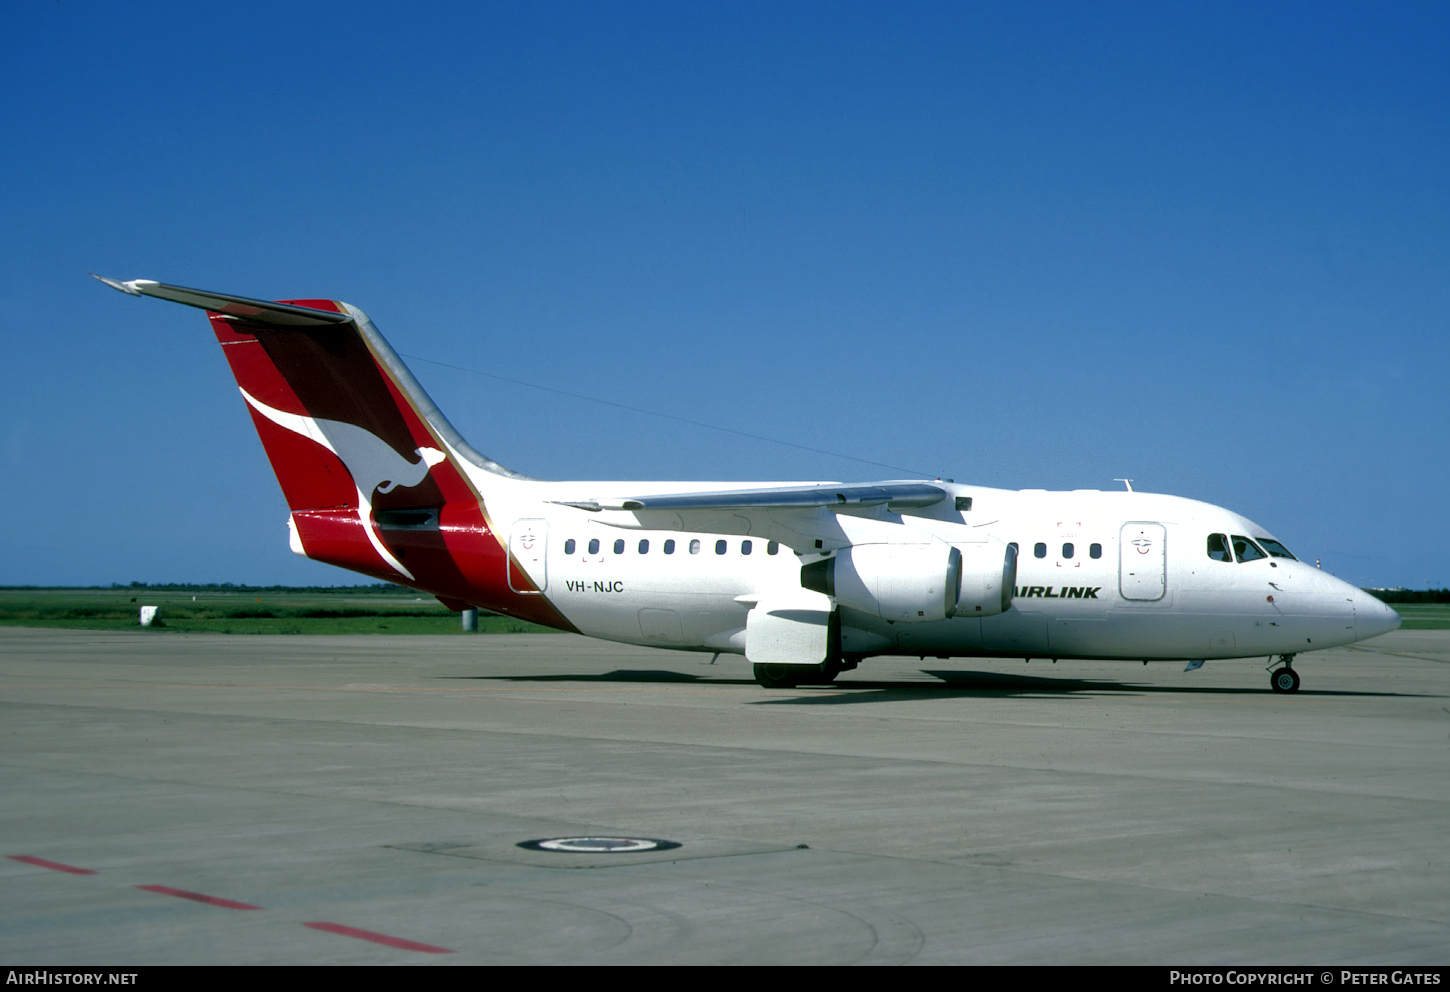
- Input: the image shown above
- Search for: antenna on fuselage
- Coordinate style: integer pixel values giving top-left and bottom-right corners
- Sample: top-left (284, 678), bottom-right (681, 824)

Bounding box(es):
top-left (1113, 479), bottom-right (1134, 492)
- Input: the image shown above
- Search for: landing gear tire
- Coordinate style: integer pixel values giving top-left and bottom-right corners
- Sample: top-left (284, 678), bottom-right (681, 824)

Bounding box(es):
top-left (1270, 667), bottom-right (1300, 693)
top-left (754, 664), bottom-right (803, 689)
top-left (753, 661), bottom-right (841, 689)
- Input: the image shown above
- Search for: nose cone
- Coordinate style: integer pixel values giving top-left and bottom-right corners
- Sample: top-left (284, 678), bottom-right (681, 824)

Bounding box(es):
top-left (1355, 593), bottom-right (1402, 641)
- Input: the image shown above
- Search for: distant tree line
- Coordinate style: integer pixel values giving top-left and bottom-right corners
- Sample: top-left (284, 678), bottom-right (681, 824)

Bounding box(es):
top-left (112, 582), bottom-right (412, 594)
top-left (1363, 589), bottom-right (1450, 604)
top-left (0, 582), bottom-right (412, 594)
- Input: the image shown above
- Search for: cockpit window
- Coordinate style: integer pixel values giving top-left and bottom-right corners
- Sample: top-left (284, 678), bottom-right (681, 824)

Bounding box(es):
top-left (1255, 538), bottom-right (1297, 560)
top-left (1232, 535), bottom-right (1266, 563)
top-left (1207, 534), bottom-right (1232, 562)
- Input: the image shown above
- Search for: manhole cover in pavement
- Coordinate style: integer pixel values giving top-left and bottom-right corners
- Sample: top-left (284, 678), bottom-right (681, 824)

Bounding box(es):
top-left (517, 837), bottom-right (681, 853)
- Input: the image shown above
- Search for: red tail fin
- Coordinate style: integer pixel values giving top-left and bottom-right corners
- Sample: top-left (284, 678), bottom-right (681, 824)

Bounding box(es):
top-left (97, 277), bottom-right (575, 631)
top-left (213, 296), bottom-right (444, 579)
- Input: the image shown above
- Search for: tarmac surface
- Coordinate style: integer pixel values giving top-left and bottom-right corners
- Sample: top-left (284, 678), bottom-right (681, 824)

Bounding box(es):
top-left (1, 626), bottom-right (1446, 965)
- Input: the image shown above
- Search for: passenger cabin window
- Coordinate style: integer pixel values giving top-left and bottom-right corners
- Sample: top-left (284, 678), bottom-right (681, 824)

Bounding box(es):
top-left (613, 539), bottom-right (625, 555)
top-left (664, 539), bottom-right (676, 554)
top-left (1232, 535), bottom-right (1266, 563)
top-left (767, 541), bottom-right (779, 555)
top-left (1256, 538), bottom-right (1297, 560)
top-left (564, 539), bottom-right (576, 555)
top-left (741, 540), bottom-right (752, 555)
top-left (689, 539), bottom-right (701, 554)
top-left (715, 539), bottom-right (727, 555)
top-left (1062, 543), bottom-right (1074, 559)
top-left (1089, 543), bottom-right (1102, 559)
top-left (1034, 543), bottom-right (1047, 559)
top-left (638, 539), bottom-right (649, 554)
top-left (588, 538), bottom-right (600, 555)
top-left (1207, 534), bottom-right (1232, 562)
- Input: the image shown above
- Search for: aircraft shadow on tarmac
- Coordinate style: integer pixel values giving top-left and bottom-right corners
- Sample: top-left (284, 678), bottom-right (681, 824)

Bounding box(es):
top-left (442, 669), bottom-right (1437, 702)
top-left (445, 669), bottom-right (739, 684)
top-left (756, 670), bottom-right (1438, 705)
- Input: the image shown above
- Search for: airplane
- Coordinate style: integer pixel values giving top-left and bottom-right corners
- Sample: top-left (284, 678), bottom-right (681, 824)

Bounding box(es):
top-left (96, 276), bottom-right (1401, 692)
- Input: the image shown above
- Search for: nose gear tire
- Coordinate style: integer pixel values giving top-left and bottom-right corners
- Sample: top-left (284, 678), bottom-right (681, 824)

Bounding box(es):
top-left (1270, 667), bottom-right (1301, 693)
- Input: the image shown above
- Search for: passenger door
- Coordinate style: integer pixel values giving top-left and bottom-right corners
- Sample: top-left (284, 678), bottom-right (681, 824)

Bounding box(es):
top-left (508, 518), bottom-right (548, 593)
top-left (1119, 522), bottom-right (1166, 601)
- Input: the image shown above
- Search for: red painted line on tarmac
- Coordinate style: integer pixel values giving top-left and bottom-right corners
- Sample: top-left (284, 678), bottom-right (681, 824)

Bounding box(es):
top-left (8, 855), bottom-right (97, 875)
top-left (303, 921), bottom-right (455, 954)
top-left (136, 884), bottom-right (262, 910)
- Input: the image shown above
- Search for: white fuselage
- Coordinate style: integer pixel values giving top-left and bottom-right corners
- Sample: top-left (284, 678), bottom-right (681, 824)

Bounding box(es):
top-left (477, 477), bottom-right (1398, 663)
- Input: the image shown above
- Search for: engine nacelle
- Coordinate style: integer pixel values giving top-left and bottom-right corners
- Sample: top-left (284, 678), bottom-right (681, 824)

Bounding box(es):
top-left (801, 543), bottom-right (958, 623)
top-left (955, 540), bottom-right (1016, 617)
top-left (801, 540), bottom-right (1016, 622)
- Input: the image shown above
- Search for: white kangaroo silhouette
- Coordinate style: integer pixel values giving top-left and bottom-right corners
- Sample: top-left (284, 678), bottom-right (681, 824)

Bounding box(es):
top-left (240, 388), bottom-right (446, 579)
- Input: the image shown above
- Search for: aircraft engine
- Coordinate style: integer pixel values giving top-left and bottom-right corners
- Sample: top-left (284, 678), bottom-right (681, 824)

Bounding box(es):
top-left (801, 541), bottom-right (1016, 622)
top-left (955, 540), bottom-right (1017, 617)
top-left (801, 543), bottom-right (958, 623)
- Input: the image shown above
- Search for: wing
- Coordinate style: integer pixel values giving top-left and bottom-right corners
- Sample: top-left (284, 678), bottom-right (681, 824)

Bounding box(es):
top-left (553, 482), bottom-right (953, 555)
top-left (554, 482), bottom-right (947, 513)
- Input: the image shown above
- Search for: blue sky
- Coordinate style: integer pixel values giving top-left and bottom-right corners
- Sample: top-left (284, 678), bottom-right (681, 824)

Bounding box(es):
top-left (2, 1), bottom-right (1446, 588)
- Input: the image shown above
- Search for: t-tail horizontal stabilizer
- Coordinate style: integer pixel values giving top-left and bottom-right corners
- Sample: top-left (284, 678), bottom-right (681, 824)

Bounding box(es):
top-left (91, 275), bottom-right (353, 327)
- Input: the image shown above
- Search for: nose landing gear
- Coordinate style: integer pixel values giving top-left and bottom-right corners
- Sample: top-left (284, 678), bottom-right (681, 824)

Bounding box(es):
top-left (1268, 655), bottom-right (1300, 693)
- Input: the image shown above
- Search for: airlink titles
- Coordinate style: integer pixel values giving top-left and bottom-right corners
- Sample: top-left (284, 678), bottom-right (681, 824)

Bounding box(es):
top-left (1015, 586), bottom-right (1101, 599)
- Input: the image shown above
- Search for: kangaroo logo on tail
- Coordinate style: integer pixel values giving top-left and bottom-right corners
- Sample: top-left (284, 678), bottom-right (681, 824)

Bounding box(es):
top-left (240, 387), bottom-right (446, 578)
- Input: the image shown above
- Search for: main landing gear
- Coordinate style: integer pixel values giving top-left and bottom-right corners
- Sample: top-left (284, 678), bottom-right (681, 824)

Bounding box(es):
top-left (753, 662), bottom-right (834, 689)
top-left (1268, 654), bottom-right (1300, 693)
top-left (753, 656), bottom-right (859, 689)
